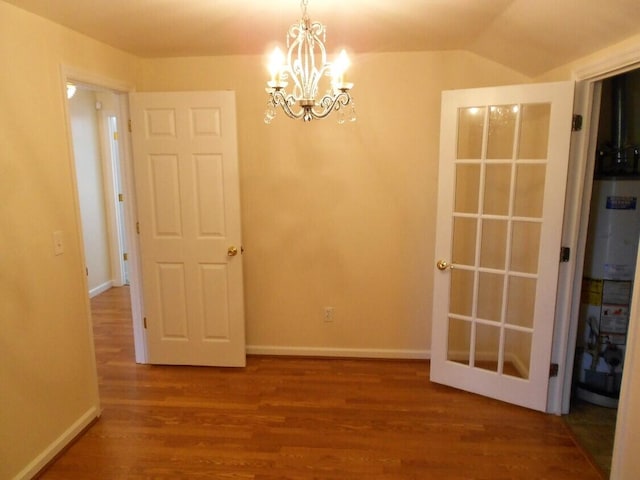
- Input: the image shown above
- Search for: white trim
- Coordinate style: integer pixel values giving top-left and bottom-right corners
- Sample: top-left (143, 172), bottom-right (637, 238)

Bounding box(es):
top-left (116, 94), bottom-right (147, 364)
top-left (573, 44), bottom-right (640, 81)
top-left (546, 81), bottom-right (594, 414)
top-left (89, 280), bottom-right (113, 298)
top-left (61, 65), bottom-right (135, 94)
top-left (95, 104), bottom-right (125, 288)
top-left (12, 406), bottom-right (100, 480)
top-left (246, 345), bottom-right (429, 360)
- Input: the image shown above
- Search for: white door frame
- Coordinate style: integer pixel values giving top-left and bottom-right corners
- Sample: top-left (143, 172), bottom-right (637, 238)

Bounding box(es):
top-left (61, 65), bottom-right (147, 363)
top-left (96, 104), bottom-right (127, 287)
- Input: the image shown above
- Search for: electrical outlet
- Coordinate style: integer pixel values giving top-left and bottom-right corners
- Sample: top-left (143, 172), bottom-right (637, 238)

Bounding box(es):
top-left (323, 306), bottom-right (334, 322)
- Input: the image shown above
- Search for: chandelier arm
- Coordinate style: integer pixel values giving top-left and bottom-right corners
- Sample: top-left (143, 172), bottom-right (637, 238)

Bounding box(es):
top-left (307, 92), bottom-right (352, 120)
top-left (270, 90), bottom-right (306, 120)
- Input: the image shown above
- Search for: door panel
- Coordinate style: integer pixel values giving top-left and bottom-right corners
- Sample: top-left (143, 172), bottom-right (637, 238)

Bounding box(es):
top-left (431, 82), bottom-right (575, 411)
top-left (130, 91), bottom-right (245, 367)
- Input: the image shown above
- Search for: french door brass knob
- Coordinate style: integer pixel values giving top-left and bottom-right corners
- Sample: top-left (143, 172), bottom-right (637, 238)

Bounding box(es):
top-left (436, 259), bottom-right (451, 270)
top-left (227, 246), bottom-right (238, 257)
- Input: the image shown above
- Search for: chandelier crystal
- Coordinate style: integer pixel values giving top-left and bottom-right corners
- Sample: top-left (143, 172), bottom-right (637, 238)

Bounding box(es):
top-left (264, 0), bottom-right (356, 124)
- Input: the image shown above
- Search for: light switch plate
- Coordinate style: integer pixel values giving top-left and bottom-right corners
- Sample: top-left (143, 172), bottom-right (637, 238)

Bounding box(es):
top-left (53, 230), bottom-right (64, 256)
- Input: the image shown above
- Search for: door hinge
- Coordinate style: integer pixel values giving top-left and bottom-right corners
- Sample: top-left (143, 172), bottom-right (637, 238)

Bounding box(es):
top-left (123, 252), bottom-right (128, 261)
top-left (549, 363), bottom-right (559, 378)
top-left (136, 222), bottom-right (140, 234)
top-left (560, 246), bottom-right (570, 262)
top-left (113, 131), bottom-right (119, 141)
top-left (118, 193), bottom-right (124, 202)
top-left (85, 267), bottom-right (88, 276)
top-left (572, 114), bottom-right (583, 131)
top-left (128, 119), bottom-right (132, 132)
top-left (143, 317), bottom-right (147, 329)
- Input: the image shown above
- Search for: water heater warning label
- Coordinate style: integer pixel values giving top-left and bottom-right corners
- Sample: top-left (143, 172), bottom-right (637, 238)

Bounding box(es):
top-left (606, 196), bottom-right (637, 210)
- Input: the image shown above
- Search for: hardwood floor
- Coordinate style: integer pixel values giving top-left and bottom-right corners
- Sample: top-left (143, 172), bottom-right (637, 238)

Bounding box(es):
top-left (38, 287), bottom-right (605, 479)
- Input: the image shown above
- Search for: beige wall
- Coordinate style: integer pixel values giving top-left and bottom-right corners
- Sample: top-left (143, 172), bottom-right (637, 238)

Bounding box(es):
top-left (137, 52), bottom-right (529, 356)
top-left (0, 2), bottom-right (138, 478)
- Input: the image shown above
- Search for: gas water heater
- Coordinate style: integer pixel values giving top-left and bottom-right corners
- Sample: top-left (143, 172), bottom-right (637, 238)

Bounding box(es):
top-left (578, 179), bottom-right (640, 407)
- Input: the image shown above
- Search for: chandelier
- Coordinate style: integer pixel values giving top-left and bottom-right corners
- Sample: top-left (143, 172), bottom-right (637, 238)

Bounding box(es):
top-left (264, 0), bottom-right (356, 124)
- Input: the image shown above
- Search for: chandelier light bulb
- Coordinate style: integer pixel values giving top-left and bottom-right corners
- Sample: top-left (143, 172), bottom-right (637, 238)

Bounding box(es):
top-left (332, 50), bottom-right (350, 87)
top-left (268, 47), bottom-right (285, 84)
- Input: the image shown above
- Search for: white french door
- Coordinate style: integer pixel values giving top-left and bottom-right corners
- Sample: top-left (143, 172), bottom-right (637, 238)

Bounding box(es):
top-left (430, 81), bottom-right (575, 411)
top-left (129, 91), bottom-right (245, 367)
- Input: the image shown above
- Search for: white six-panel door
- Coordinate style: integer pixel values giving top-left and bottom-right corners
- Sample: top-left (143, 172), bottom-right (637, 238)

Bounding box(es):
top-left (430, 82), bottom-right (575, 411)
top-left (129, 91), bottom-right (245, 367)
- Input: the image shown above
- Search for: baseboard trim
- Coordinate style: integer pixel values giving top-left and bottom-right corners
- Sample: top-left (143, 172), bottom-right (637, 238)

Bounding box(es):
top-left (89, 281), bottom-right (112, 298)
top-left (13, 405), bottom-right (101, 480)
top-left (246, 345), bottom-right (430, 360)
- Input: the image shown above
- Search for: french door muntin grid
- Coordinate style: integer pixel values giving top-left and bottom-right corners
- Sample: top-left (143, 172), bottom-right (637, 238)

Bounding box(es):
top-left (449, 102), bottom-right (549, 379)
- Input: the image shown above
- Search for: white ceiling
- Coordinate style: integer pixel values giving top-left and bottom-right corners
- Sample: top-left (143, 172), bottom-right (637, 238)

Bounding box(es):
top-left (6, 0), bottom-right (640, 76)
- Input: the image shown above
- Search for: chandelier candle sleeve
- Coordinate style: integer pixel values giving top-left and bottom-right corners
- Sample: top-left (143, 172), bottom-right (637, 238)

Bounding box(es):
top-left (264, 0), bottom-right (356, 123)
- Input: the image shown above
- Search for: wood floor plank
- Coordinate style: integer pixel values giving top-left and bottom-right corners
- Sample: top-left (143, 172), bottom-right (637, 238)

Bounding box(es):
top-left (37, 286), bottom-right (604, 479)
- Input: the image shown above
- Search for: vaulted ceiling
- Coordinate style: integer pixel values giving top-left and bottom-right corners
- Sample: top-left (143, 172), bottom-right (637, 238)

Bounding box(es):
top-left (5, 0), bottom-right (640, 76)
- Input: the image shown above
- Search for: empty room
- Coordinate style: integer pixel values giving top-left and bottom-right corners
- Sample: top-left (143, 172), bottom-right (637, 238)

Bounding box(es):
top-left (2, 1), bottom-right (640, 479)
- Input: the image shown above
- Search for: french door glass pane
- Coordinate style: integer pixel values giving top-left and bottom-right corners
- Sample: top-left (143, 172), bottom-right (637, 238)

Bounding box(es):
top-left (487, 105), bottom-right (517, 159)
top-left (475, 323), bottom-right (500, 372)
top-left (450, 269), bottom-right (474, 317)
top-left (483, 164), bottom-right (511, 215)
top-left (480, 219), bottom-right (507, 269)
top-left (504, 329), bottom-right (532, 379)
top-left (518, 103), bottom-right (551, 159)
top-left (505, 275), bottom-right (536, 328)
top-left (457, 107), bottom-right (485, 159)
top-left (510, 221), bottom-right (541, 274)
top-left (455, 164), bottom-right (480, 213)
top-left (477, 272), bottom-right (503, 322)
top-left (514, 164), bottom-right (546, 218)
top-left (452, 217), bottom-right (477, 266)
top-left (447, 317), bottom-right (471, 365)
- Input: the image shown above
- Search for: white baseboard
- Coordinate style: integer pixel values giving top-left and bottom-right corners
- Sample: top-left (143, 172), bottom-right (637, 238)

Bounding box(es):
top-left (246, 345), bottom-right (430, 360)
top-left (13, 405), bottom-right (100, 480)
top-left (89, 281), bottom-right (112, 298)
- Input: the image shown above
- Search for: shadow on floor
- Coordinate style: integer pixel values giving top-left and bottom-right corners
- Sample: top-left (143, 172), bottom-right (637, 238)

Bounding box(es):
top-left (564, 398), bottom-right (617, 478)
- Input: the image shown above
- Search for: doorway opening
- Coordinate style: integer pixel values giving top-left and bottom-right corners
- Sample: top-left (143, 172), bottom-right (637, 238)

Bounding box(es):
top-left (566, 67), bottom-right (640, 476)
top-left (68, 86), bottom-right (128, 295)
top-left (63, 68), bottom-right (146, 364)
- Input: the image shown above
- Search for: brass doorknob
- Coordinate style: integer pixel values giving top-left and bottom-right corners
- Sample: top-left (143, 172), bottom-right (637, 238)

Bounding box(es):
top-left (436, 259), bottom-right (452, 270)
top-left (227, 246), bottom-right (238, 257)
